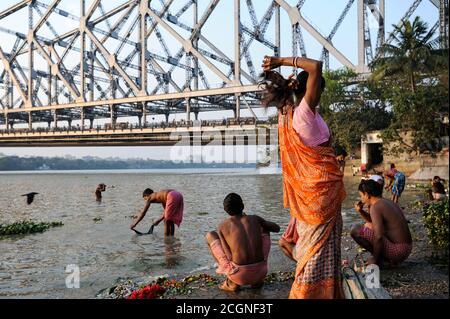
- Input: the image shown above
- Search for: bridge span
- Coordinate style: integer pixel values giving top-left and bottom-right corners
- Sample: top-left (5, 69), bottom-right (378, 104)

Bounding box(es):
top-left (1, 0), bottom-right (445, 135)
top-left (0, 121), bottom-right (278, 147)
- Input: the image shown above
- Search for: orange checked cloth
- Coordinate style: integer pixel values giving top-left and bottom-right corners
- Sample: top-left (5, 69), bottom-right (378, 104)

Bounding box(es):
top-left (278, 109), bottom-right (346, 299)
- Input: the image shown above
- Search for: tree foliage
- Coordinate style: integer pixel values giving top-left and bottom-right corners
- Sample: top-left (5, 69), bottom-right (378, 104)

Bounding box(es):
top-left (371, 17), bottom-right (443, 92)
top-left (423, 198), bottom-right (449, 252)
top-left (370, 17), bottom-right (449, 155)
top-left (320, 69), bottom-right (392, 152)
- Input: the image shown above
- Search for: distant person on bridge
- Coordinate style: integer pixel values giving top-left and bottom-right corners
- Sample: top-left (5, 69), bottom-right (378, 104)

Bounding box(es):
top-left (130, 189), bottom-right (184, 236)
top-left (259, 55), bottom-right (346, 299)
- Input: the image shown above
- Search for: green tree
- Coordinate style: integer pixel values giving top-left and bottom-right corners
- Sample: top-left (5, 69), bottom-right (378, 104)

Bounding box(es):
top-left (320, 69), bottom-right (392, 153)
top-left (371, 17), bottom-right (442, 92)
top-left (370, 16), bottom-right (449, 154)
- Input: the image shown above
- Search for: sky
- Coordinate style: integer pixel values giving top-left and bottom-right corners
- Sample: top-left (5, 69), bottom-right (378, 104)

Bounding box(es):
top-left (0, 0), bottom-right (440, 161)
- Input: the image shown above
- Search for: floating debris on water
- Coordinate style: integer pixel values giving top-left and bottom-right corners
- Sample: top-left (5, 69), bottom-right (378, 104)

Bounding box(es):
top-left (196, 212), bottom-right (209, 216)
top-left (93, 217), bottom-right (103, 222)
top-left (0, 220), bottom-right (63, 237)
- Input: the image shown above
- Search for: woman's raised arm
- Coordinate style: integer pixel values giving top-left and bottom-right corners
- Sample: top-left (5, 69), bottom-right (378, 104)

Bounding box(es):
top-left (262, 56), bottom-right (324, 109)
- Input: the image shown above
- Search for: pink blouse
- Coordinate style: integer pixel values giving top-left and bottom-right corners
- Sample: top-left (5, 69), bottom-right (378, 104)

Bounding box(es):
top-left (292, 98), bottom-right (330, 147)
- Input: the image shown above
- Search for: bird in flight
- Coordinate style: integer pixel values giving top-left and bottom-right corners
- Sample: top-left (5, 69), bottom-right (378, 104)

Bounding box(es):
top-left (22, 192), bottom-right (39, 205)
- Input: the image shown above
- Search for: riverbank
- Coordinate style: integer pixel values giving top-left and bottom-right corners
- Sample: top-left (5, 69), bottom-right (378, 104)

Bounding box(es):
top-left (99, 201), bottom-right (448, 299)
top-left (341, 202), bottom-right (449, 299)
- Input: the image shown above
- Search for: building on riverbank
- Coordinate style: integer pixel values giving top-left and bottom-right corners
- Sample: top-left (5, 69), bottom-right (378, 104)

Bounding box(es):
top-left (361, 131), bottom-right (449, 179)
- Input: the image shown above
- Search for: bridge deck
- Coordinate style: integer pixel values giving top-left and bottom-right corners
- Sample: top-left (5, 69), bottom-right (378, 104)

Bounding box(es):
top-left (0, 124), bottom-right (278, 147)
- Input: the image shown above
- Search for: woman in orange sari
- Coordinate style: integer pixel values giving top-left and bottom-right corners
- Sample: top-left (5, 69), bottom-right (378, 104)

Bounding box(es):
top-left (260, 56), bottom-right (346, 299)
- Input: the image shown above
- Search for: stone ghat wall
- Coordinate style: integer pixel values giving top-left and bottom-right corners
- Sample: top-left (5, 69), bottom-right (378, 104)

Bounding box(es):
top-left (345, 149), bottom-right (449, 180)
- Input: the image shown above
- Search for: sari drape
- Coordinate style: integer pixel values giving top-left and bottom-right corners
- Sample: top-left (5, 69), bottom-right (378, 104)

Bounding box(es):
top-left (278, 109), bottom-right (346, 299)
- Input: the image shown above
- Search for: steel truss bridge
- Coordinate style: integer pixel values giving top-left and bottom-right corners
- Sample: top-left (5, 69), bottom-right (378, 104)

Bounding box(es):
top-left (0, 0), bottom-right (447, 146)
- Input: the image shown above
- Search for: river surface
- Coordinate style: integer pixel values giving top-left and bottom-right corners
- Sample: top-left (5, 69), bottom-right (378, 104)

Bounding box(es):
top-left (0, 169), bottom-right (425, 298)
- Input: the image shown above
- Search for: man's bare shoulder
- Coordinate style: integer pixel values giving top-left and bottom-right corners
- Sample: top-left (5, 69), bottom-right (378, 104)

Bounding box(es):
top-left (247, 214), bottom-right (264, 224)
top-left (371, 199), bottom-right (397, 216)
top-left (149, 191), bottom-right (167, 202)
top-left (369, 200), bottom-right (386, 215)
top-left (218, 219), bottom-right (231, 231)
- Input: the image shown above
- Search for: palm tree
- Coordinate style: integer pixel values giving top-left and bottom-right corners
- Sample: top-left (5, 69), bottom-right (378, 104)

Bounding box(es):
top-left (371, 16), bottom-right (440, 92)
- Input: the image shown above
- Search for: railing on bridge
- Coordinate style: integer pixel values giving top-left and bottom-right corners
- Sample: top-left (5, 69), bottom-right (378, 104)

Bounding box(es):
top-left (0, 116), bottom-right (278, 136)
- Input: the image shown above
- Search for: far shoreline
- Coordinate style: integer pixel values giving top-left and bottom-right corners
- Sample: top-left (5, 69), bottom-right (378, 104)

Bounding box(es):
top-left (0, 167), bottom-right (262, 175)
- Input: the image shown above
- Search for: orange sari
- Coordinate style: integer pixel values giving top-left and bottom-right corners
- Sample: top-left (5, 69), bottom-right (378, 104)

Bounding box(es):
top-left (278, 109), bottom-right (346, 299)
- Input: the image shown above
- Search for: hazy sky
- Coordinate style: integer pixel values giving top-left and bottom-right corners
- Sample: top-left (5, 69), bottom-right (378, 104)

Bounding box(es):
top-left (0, 0), bottom-right (439, 160)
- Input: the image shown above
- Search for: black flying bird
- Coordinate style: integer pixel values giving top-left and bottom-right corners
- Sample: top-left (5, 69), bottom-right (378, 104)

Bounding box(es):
top-left (22, 192), bottom-right (39, 205)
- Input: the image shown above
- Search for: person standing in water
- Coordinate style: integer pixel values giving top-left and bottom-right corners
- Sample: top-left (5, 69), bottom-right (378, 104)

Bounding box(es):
top-left (130, 188), bottom-right (184, 236)
top-left (95, 183), bottom-right (106, 202)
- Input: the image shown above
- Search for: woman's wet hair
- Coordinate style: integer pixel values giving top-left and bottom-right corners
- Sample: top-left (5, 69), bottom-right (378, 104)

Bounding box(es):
top-left (223, 193), bottom-right (244, 216)
top-left (358, 179), bottom-right (383, 198)
top-left (296, 71), bottom-right (326, 95)
top-left (258, 70), bottom-right (325, 113)
top-left (143, 188), bottom-right (154, 197)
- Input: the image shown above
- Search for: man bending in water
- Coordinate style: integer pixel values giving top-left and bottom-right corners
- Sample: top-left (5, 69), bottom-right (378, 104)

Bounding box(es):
top-left (130, 188), bottom-right (184, 236)
top-left (95, 183), bottom-right (106, 202)
top-left (351, 179), bottom-right (412, 266)
top-left (205, 193), bottom-right (280, 292)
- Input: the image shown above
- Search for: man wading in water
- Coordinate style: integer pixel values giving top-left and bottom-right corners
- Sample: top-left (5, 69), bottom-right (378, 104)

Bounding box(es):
top-left (131, 189), bottom-right (184, 236)
top-left (95, 183), bottom-right (106, 202)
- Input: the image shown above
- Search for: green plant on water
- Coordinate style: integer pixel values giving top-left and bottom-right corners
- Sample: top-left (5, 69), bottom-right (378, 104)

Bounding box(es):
top-left (422, 198), bottom-right (449, 253)
top-left (196, 212), bottom-right (208, 216)
top-left (0, 220), bottom-right (64, 236)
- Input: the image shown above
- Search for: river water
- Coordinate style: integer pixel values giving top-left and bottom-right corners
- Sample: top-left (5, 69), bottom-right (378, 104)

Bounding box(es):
top-left (0, 169), bottom-right (425, 298)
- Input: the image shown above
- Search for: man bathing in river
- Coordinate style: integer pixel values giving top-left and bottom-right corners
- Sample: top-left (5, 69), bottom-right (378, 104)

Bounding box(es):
top-left (130, 189), bottom-right (184, 236)
top-left (95, 183), bottom-right (106, 202)
top-left (351, 179), bottom-right (412, 266)
top-left (205, 193), bottom-right (280, 292)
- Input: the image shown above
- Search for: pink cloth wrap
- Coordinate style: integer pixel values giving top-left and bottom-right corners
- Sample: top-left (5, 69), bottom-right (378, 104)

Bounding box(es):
top-left (164, 191), bottom-right (184, 227)
top-left (359, 226), bottom-right (412, 264)
top-left (210, 233), bottom-right (271, 286)
top-left (282, 216), bottom-right (299, 244)
top-left (292, 98), bottom-right (330, 147)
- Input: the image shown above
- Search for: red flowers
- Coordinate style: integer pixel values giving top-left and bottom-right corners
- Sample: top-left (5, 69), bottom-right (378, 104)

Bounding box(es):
top-left (128, 284), bottom-right (165, 299)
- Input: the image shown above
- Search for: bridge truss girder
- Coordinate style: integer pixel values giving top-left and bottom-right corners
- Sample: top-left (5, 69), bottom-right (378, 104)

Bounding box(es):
top-left (0, 0), bottom-right (443, 128)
